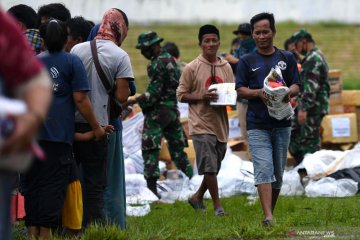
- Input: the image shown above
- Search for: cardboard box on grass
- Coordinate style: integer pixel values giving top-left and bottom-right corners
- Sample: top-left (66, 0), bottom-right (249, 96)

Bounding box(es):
top-left (321, 113), bottom-right (358, 143)
top-left (342, 90), bottom-right (360, 106)
top-left (328, 69), bottom-right (342, 94)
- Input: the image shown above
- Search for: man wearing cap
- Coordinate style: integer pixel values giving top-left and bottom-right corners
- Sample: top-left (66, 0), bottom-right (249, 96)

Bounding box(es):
top-left (129, 31), bottom-right (193, 197)
top-left (289, 29), bottom-right (330, 165)
top-left (177, 24), bottom-right (234, 216)
top-left (225, 23), bottom-right (256, 158)
top-left (225, 23), bottom-right (256, 69)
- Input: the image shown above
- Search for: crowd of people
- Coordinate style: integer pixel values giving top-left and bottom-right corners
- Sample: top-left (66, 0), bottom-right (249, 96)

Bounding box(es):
top-left (0, 2), bottom-right (330, 239)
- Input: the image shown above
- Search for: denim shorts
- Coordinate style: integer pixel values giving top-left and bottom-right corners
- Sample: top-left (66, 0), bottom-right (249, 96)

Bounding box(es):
top-left (248, 127), bottom-right (291, 189)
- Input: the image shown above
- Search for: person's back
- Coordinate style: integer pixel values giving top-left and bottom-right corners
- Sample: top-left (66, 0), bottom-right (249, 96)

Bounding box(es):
top-left (71, 39), bottom-right (131, 125)
top-left (37, 50), bottom-right (86, 143)
top-left (24, 19), bottom-right (104, 239)
top-left (7, 4), bottom-right (38, 30)
top-left (37, 3), bottom-right (71, 27)
top-left (65, 16), bottom-right (93, 52)
top-left (71, 8), bottom-right (132, 227)
top-left (7, 4), bottom-right (41, 55)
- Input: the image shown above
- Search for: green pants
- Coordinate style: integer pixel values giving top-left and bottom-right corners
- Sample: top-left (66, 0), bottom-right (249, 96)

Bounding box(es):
top-left (142, 107), bottom-right (193, 179)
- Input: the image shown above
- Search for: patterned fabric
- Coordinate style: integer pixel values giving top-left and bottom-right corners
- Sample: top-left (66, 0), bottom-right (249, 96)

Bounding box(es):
top-left (142, 107), bottom-right (193, 179)
top-left (137, 50), bottom-right (192, 179)
top-left (0, 11), bottom-right (43, 91)
top-left (96, 8), bottom-right (127, 46)
top-left (289, 112), bottom-right (323, 164)
top-left (290, 45), bottom-right (329, 164)
top-left (137, 51), bottom-right (180, 112)
top-left (296, 46), bottom-right (330, 115)
top-left (25, 29), bottom-right (42, 55)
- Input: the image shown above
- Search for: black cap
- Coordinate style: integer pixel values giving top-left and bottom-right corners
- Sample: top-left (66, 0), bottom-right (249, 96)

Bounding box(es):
top-left (233, 23), bottom-right (251, 35)
top-left (198, 24), bottom-right (220, 43)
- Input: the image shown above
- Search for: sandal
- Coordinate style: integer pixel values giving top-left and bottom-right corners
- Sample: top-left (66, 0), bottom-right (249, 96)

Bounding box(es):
top-left (214, 207), bottom-right (225, 216)
top-left (262, 219), bottom-right (273, 227)
top-left (188, 197), bottom-right (206, 212)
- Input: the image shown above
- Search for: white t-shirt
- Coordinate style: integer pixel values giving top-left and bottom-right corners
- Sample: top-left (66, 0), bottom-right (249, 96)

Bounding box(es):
top-left (71, 39), bottom-right (134, 125)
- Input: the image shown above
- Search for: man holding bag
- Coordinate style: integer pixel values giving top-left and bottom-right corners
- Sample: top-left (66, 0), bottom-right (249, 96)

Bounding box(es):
top-left (236, 12), bottom-right (300, 226)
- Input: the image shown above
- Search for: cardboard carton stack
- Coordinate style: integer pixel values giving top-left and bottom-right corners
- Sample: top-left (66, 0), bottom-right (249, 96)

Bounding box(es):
top-left (328, 69), bottom-right (344, 114)
top-left (342, 90), bottom-right (360, 140)
top-left (321, 70), bottom-right (359, 144)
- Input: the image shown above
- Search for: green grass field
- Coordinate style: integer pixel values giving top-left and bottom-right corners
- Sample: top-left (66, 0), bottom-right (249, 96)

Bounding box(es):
top-left (12, 22), bottom-right (360, 240)
top-left (13, 195), bottom-right (360, 239)
top-left (120, 22), bottom-right (360, 93)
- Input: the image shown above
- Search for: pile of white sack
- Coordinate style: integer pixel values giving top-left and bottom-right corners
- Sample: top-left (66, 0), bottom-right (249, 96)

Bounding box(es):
top-left (122, 112), bottom-right (360, 216)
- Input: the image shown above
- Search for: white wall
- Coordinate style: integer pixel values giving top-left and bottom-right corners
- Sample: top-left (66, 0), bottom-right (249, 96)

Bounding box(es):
top-left (1, 0), bottom-right (360, 24)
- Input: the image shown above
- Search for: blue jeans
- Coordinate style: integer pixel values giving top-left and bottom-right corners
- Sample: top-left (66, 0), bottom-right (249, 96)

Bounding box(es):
top-left (248, 127), bottom-right (291, 189)
top-left (0, 172), bottom-right (16, 240)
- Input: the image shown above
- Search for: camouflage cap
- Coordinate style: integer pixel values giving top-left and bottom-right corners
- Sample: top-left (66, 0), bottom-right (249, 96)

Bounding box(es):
top-left (291, 29), bottom-right (313, 43)
top-left (135, 31), bottom-right (164, 49)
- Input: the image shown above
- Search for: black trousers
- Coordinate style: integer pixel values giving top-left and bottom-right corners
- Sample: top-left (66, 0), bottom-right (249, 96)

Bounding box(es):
top-left (73, 123), bottom-right (108, 227)
top-left (24, 141), bottom-right (72, 228)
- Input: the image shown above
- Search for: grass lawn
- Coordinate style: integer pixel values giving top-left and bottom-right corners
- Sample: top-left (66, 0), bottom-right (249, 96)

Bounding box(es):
top-left (120, 22), bottom-right (360, 93)
top-left (12, 22), bottom-right (360, 240)
top-left (13, 194), bottom-right (360, 239)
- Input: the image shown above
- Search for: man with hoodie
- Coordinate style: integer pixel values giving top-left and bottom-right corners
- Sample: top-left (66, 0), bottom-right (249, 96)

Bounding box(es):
top-left (129, 31), bottom-right (193, 198)
top-left (177, 24), bottom-right (234, 216)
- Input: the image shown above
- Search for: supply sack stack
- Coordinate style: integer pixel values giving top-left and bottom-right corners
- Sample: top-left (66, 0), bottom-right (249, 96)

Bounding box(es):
top-left (263, 66), bottom-right (294, 120)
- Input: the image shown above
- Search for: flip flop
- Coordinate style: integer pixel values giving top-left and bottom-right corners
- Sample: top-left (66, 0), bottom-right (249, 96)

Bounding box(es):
top-left (262, 219), bottom-right (273, 227)
top-left (214, 207), bottom-right (225, 216)
top-left (188, 197), bottom-right (206, 212)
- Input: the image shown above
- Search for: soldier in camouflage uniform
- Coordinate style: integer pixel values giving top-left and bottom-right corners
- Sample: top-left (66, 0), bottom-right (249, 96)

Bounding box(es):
top-left (289, 29), bottom-right (330, 165)
top-left (130, 31), bottom-right (193, 197)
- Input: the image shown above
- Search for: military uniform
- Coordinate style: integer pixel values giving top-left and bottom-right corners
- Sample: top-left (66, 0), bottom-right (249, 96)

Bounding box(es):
top-left (289, 44), bottom-right (329, 164)
top-left (135, 32), bottom-right (193, 184)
